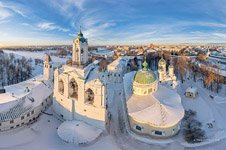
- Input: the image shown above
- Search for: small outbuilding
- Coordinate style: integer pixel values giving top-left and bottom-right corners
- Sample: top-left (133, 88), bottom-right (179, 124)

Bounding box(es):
top-left (185, 87), bottom-right (198, 98)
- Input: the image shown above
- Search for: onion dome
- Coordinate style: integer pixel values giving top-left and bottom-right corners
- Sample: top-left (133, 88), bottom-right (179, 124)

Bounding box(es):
top-left (133, 59), bottom-right (158, 96)
top-left (73, 26), bottom-right (87, 43)
top-left (134, 70), bottom-right (156, 84)
top-left (134, 60), bottom-right (156, 85)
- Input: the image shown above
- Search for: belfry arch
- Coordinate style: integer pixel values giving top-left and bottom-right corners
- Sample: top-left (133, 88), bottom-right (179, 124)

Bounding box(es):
top-left (69, 78), bottom-right (78, 99)
top-left (85, 88), bottom-right (94, 105)
top-left (58, 79), bottom-right (64, 95)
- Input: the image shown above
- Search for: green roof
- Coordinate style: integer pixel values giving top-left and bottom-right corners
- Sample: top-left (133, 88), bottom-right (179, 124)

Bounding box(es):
top-left (134, 70), bottom-right (156, 84)
top-left (73, 28), bottom-right (88, 43)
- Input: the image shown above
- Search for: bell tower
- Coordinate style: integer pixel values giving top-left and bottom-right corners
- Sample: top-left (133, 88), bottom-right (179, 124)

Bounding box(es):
top-left (72, 26), bottom-right (88, 65)
top-left (43, 54), bottom-right (53, 81)
top-left (158, 51), bottom-right (166, 82)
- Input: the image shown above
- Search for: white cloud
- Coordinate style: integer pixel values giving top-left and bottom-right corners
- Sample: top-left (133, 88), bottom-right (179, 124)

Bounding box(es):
top-left (212, 33), bottom-right (226, 39)
top-left (0, 8), bottom-right (11, 20)
top-left (0, 1), bottom-right (26, 18)
top-left (71, 0), bottom-right (86, 11)
top-left (37, 22), bottom-right (69, 32)
top-left (46, 0), bottom-right (86, 18)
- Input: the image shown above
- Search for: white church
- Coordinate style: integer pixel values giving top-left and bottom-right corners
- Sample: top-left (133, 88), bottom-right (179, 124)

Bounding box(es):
top-left (158, 57), bottom-right (178, 88)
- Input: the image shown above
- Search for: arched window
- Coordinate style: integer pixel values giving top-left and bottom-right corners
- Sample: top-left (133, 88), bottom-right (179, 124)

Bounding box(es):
top-left (69, 78), bottom-right (78, 99)
top-left (85, 88), bottom-right (94, 105)
top-left (59, 79), bottom-right (64, 95)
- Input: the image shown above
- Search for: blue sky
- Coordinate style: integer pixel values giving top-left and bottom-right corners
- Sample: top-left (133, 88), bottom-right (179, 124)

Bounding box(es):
top-left (0, 0), bottom-right (226, 46)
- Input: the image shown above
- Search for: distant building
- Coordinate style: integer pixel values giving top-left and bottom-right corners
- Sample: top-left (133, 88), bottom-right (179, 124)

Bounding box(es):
top-left (158, 57), bottom-right (177, 88)
top-left (185, 87), bottom-right (198, 98)
top-left (90, 47), bottom-right (114, 58)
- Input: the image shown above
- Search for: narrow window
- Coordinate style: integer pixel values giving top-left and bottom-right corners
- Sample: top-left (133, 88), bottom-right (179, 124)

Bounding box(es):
top-left (155, 130), bottom-right (162, 135)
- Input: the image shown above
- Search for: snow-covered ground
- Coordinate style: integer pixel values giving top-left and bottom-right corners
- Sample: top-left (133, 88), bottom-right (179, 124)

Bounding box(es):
top-left (3, 50), bottom-right (68, 64)
top-left (178, 79), bottom-right (226, 147)
top-left (0, 107), bottom-right (120, 150)
top-left (0, 78), bottom-right (226, 150)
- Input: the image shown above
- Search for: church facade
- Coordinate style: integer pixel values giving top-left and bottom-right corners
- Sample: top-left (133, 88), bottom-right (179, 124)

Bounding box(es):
top-left (158, 57), bottom-right (177, 88)
top-left (53, 29), bottom-right (107, 129)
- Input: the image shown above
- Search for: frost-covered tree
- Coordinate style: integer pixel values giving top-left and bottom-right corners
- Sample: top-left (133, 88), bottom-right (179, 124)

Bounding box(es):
top-left (182, 109), bottom-right (206, 143)
top-left (0, 52), bottom-right (33, 86)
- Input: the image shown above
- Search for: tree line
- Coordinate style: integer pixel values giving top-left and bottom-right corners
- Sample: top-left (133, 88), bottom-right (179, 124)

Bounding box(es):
top-left (0, 50), bottom-right (33, 87)
top-left (146, 50), bottom-right (225, 94)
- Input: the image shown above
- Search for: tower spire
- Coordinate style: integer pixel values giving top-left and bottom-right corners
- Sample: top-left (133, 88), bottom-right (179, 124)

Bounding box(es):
top-left (142, 54), bottom-right (148, 71)
top-left (161, 49), bottom-right (163, 58)
top-left (78, 25), bottom-right (83, 37)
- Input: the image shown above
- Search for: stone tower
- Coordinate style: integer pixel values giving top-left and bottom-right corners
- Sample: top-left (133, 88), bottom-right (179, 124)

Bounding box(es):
top-left (43, 54), bottom-right (53, 81)
top-left (72, 27), bottom-right (88, 65)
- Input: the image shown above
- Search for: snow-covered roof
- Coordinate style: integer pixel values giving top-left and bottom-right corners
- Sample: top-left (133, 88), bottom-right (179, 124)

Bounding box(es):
top-left (57, 121), bottom-right (102, 144)
top-left (108, 57), bottom-right (127, 72)
top-left (0, 76), bottom-right (53, 117)
top-left (91, 49), bottom-right (114, 57)
top-left (124, 72), bottom-right (184, 127)
top-left (108, 56), bottom-right (135, 72)
top-left (62, 60), bottom-right (101, 80)
top-left (186, 87), bottom-right (198, 94)
top-left (85, 66), bottom-right (108, 85)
